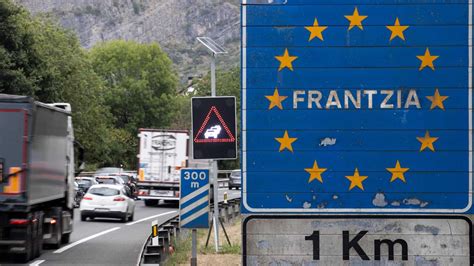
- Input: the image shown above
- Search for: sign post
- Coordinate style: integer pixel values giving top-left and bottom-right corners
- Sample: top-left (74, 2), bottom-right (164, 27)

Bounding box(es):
top-left (196, 37), bottom-right (230, 252)
top-left (242, 0), bottom-right (473, 264)
top-left (180, 168), bottom-right (210, 265)
top-left (191, 96), bottom-right (237, 253)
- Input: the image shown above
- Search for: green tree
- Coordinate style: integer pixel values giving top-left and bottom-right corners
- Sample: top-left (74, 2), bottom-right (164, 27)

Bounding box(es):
top-left (89, 40), bottom-right (179, 168)
top-left (168, 94), bottom-right (191, 130)
top-left (31, 18), bottom-right (112, 165)
top-left (0, 0), bottom-right (112, 167)
top-left (0, 0), bottom-right (41, 95)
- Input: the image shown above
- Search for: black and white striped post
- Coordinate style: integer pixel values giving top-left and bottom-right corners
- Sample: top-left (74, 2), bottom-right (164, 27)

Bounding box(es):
top-left (180, 169), bottom-right (210, 266)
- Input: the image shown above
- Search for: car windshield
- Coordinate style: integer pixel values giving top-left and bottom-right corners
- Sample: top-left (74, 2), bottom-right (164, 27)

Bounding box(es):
top-left (118, 175), bottom-right (131, 183)
top-left (88, 187), bottom-right (120, 196)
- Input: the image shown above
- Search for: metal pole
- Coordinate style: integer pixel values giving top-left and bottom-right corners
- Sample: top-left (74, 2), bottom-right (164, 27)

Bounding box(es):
top-left (210, 53), bottom-right (220, 252)
top-left (211, 54), bottom-right (216, 97)
top-left (191, 229), bottom-right (197, 266)
top-left (212, 161), bottom-right (219, 252)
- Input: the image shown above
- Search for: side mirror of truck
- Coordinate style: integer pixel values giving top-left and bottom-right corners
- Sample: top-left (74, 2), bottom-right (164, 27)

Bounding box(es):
top-left (74, 141), bottom-right (85, 176)
top-left (75, 162), bottom-right (85, 176)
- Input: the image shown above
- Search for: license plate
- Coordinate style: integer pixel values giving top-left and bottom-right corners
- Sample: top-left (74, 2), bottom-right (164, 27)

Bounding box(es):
top-left (94, 208), bottom-right (109, 212)
top-left (150, 190), bottom-right (173, 196)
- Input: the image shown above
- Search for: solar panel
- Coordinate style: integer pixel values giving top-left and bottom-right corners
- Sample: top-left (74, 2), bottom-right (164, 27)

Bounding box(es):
top-left (196, 37), bottom-right (227, 55)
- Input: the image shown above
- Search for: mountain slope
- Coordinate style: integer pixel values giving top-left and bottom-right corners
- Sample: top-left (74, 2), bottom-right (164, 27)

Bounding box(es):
top-left (16, 0), bottom-right (240, 82)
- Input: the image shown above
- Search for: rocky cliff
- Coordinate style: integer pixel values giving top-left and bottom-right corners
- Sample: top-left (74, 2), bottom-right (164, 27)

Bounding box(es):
top-left (16, 0), bottom-right (240, 83)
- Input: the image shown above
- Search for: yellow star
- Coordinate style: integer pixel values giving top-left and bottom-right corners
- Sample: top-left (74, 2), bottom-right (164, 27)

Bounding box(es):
top-left (417, 131), bottom-right (438, 152)
top-left (345, 168), bottom-right (368, 191)
top-left (265, 88), bottom-right (287, 110)
top-left (417, 48), bottom-right (439, 71)
top-left (305, 160), bottom-right (327, 183)
top-left (275, 48), bottom-right (298, 71)
top-left (305, 18), bottom-right (328, 41)
top-left (345, 7), bottom-right (368, 31)
top-left (275, 130), bottom-right (297, 152)
top-left (426, 89), bottom-right (448, 110)
top-left (386, 160), bottom-right (409, 183)
top-left (386, 18), bottom-right (409, 41)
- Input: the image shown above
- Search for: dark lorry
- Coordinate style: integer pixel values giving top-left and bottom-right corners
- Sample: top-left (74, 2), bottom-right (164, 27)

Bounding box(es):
top-left (0, 95), bottom-right (83, 262)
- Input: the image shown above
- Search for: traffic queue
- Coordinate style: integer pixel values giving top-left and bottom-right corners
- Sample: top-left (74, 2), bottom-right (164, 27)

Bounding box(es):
top-left (74, 167), bottom-right (138, 223)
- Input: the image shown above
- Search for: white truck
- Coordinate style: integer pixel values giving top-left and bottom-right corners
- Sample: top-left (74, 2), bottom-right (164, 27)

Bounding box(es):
top-left (136, 129), bottom-right (188, 206)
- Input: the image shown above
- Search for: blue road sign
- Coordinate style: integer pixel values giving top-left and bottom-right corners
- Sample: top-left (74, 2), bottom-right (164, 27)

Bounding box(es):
top-left (242, 0), bottom-right (472, 213)
top-left (180, 169), bottom-right (210, 228)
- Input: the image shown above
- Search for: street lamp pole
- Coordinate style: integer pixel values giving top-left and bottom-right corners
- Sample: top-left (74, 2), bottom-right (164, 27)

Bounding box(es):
top-left (211, 53), bottom-right (216, 97)
top-left (210, 53), bottom-right (220, 252)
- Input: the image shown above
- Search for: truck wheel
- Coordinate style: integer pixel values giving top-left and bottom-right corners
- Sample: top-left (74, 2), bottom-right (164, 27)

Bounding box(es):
top-left (52, 208), bottom-right (63, 249)
top-left (19, 239), bottom-right (33, 262)
top-left (17, 222), bottom-right (33, 262)
top-left (33, 211), bottom-right (44, 258)
top-left (144, 199), bottom-right (158, 206)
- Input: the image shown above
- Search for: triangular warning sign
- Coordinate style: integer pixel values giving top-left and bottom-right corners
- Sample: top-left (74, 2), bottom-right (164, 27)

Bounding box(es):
top-left (194, 106), bottom-right (235, 143)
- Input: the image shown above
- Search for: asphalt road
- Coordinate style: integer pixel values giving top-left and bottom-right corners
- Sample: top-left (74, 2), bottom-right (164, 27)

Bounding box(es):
top-left (1, 188), bottom-right (240, 266)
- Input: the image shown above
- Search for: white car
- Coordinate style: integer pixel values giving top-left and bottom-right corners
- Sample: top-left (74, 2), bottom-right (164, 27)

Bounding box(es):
top-left (204, 125), bottom-right (222, 139)
top-left (79, 184), bottom-right (135, 222)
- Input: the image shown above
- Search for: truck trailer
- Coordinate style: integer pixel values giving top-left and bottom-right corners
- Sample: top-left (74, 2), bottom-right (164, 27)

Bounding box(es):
top-left (0, 94), bottom-right (81, 262)
top-left (136, 129), bottom-right (188, 206)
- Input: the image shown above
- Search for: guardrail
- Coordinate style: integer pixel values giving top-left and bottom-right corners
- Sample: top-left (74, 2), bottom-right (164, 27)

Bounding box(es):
top-left (78, 170), bottom-right (232, 188)
top-left (217, 178), bottom-right (229, 188)
top-left (78, 171), bottom-right (232, 189)
top-left (79, 170), bottom-right (235, 176)
top-left (137, 197), bottom-right (241, 265)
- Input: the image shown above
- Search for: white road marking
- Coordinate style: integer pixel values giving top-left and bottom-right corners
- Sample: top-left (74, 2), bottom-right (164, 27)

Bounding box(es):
top-left (126, 210), bottom-right (177, 226)
top-left (53, 227), bottom-right (120, 254)
top-left (29, 260), bottom-right (45, 266)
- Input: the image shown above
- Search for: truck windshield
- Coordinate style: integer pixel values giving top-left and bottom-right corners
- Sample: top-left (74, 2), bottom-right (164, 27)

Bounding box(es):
top-left (77, 180), bottom-right (92, 186)
top-left (230, 171), bottom-right (241, 177)
top-left (88, 187), bottom-right (120, 196)
top-left (96, 178), bottom-right (116, 184)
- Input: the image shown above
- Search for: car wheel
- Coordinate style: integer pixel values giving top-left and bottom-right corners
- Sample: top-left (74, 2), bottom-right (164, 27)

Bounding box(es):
top-left (62, 233), bottom-right (71, 244)
top-left (121, 212), bottom-right (128, 223)
top-left (80, 213), bottom-right (87, 221)
top-left (128, 211), bottom-right (134, 221)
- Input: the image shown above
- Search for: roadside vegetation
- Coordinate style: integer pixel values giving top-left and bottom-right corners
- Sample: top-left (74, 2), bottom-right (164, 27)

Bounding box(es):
top-left (0, 0), bottom-right (240, 169)
top-left (165, 219), bottom-right (242, 265)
